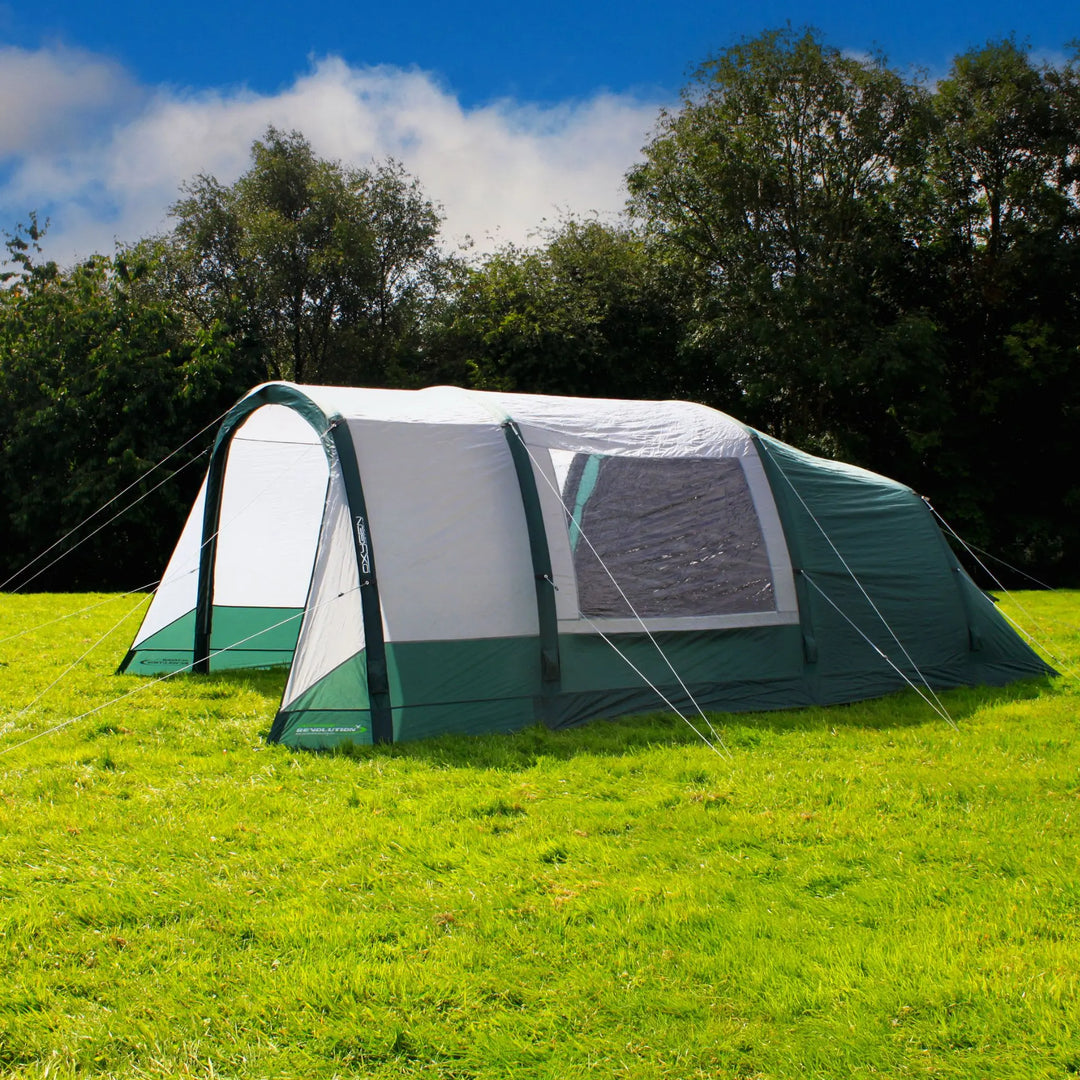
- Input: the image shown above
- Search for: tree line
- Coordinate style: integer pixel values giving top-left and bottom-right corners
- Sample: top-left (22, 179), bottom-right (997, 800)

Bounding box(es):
top-left (2, 29), bottom-right (1078, 590)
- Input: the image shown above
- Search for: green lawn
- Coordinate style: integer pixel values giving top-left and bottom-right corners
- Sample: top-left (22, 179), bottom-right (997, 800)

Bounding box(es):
top-left (1, 591), bottom-right (1078, 1079)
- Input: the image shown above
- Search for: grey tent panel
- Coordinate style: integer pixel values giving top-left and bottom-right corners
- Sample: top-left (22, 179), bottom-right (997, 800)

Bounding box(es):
top-left (563, 455), bottom-right (774, 619)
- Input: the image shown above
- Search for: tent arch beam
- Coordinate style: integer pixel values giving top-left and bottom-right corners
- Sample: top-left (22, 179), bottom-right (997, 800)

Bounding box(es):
top-left (192, 384), bottom-right (393, 743)
top-left (501, 418), bottom-right (562, 709)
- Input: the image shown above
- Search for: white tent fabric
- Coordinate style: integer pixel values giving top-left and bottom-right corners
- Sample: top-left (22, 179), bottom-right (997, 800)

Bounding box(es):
top-left (133, 476), bottom-right (206, 646)
top-left (214, 407), bottom-right (328, 609)
top-left (281, 463), bottom-right (368, 711)
top-left (347, 417), bottom-right (539, 643)
top-left (130, 403), bottom-right (329, 654)
top-left (302, 384), bottom-right (799, 634)
top-left (130, 384), bottom-right (799, 664)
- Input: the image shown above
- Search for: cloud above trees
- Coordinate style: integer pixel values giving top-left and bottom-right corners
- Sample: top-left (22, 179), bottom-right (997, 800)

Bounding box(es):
top-left (0, 48), bottom-right (662, 265)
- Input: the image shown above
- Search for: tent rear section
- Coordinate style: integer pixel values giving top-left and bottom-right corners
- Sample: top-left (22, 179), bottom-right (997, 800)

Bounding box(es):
top-left (122, 383), bottom-right (1053, 747)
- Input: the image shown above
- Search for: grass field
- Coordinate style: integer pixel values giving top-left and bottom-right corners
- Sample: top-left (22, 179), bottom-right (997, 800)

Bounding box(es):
top-left (1, 591), bottom-right (1078, 1079)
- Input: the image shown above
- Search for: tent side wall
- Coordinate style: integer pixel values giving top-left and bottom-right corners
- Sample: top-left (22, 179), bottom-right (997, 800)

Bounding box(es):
top-left (118, 416), bottom-right (329, 675)
top-left (752, 432), bottom-right (1053, 698)
top-left (521, 428), bottom-right (1054, 735)
top-left (276, 415), bottom-right (546, 747)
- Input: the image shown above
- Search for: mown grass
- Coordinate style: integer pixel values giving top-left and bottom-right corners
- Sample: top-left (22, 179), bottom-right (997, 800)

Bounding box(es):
top-left (0, 591), bottom-right (1078, 1079)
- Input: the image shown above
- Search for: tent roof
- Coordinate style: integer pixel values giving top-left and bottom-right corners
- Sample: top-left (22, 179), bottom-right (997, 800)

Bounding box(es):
top-left (247, 382), bottom-right (756, 460)
top-left (245, 381), bottom-right (911, 491)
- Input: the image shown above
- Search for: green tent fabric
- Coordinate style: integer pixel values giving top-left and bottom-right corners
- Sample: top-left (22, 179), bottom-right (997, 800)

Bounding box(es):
top-left (122, 383), bottom-right (1053, 746)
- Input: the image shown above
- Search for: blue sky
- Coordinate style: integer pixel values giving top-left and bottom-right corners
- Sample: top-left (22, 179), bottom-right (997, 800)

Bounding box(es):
top-left (8, 1), bottom-right (1077, 105)
top-left (1, 1), bottom-right (1076, 265)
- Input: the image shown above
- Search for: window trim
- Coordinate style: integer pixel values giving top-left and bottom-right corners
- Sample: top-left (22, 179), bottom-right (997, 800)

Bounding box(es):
top-left (528, 438), bottom-right (799, 632)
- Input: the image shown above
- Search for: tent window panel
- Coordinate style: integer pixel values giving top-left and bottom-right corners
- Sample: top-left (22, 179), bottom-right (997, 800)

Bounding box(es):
top-left (558, 454), bottom-right (775, 619)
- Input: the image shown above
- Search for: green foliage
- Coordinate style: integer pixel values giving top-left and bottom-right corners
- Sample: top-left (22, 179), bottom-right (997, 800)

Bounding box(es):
top-left (0, 130), bottom-right (453, 591)
top-left (629, 28), bottom-right (921, 279)
top-left (0, 590), bottom-right (1077, 1078)
top-left (164, 127), bottom-right (452, 386)
top-left (428, 218), bottom-right (702, 400)
top-left (929, 39), bottom-right (1075, 253)
top-left (2, 33), bottom-right (1079, 593)
top-left (627, 27), bottom-right (928, 453)
top-left (0, 232), bottom-right (246, 591)
top-left (914, 40), bottom-right (1080, 576)
top-left (626, 29), bottom-right (1080, 582)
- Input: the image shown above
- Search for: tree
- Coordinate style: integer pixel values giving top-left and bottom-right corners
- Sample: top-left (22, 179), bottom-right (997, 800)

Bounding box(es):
top-left (626, 28), bottom-right (1080, 581)
top-left (913, 40), bottom-right (1080, 576)
top-left (429, 218), bottom-right (701, 401)
top-left (0, 227), bottom-right (243, 591)
top-left (163, 127), bottom-right (449, 386)
top-left (626, 28), bottom-right (936, 464)
top-left (930, 39), bottom-right (1075, 256)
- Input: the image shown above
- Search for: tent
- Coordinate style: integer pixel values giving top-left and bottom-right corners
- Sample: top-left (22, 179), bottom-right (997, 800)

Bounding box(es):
top-left (120, 382), bottom-right (1052, 747)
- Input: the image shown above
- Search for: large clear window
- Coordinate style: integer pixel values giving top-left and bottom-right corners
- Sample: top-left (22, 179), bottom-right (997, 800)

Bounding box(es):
top-left (554, 453), bottom-right (775, 619)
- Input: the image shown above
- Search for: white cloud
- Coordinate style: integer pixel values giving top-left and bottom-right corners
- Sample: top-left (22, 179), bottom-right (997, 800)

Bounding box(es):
top-left (0, 45), bottom-right (140, 159)
top-left (0, 50), bottom-right (664, 265)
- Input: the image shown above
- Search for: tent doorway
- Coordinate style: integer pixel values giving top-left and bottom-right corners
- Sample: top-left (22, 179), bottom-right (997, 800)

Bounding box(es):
top-left (119, 400), bottom-right (332, 676)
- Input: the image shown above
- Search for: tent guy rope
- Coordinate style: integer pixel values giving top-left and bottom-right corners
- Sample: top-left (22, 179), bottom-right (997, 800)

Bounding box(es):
top-left (0, 588), bottom-right (360, 759)
top-left (755, 437), bottom-right (952, 722)
top-left (926, 500), bottom-right (1078, 681)
top-left (5, 422), bottom-right (338, 717)
top-left (3, 446), bottom-right (211, 594)
top-left (11, 592), bottom-right (152, 721)
top-left (0, 583), bottom-right (163, 646)
top-left (801, 572), bottom-right (957, 728)
top-left (507, 424), bottom-right (731, 757)
top-left (581, 615), bottom-right (731, 758)
top-left (1, 405), bottom-right (232, 593)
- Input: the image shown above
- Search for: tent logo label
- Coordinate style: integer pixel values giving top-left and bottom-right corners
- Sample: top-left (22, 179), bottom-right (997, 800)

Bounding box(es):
top-left (355, 516), bottom-right (372, 575)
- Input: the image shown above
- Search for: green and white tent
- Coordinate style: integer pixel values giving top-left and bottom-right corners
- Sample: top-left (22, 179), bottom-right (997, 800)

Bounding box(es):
top-left (121, 382), bottom-right (1052, 747)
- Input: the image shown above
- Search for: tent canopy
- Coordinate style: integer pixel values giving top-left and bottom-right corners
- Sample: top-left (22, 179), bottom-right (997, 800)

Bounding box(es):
top-left (121, 383), bottom-right (1052, 746)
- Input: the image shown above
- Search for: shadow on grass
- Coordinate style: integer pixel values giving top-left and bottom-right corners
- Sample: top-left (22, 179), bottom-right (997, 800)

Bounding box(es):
top-left (303, 675), bottom-right (1059, 773)
top-left (204, 667), bottom-right (292, 696)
